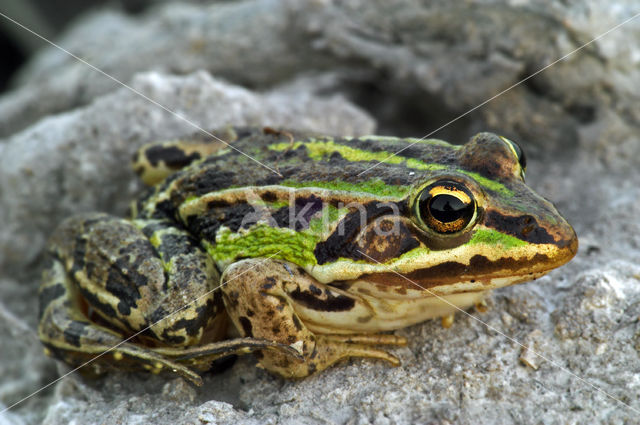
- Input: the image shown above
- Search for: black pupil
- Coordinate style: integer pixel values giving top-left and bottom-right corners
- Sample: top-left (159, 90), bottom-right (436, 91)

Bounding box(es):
top-left (428, 194), bottom-right (469, 223)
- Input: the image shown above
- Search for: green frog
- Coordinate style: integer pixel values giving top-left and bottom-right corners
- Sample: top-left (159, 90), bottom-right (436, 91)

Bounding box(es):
top-left (38, 127), bottom-right (577, 385)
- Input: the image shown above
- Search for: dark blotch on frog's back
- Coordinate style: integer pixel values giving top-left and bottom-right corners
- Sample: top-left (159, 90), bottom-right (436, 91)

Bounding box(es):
top-left (193, 169), bottom-right (238, 196)
top-left (144, 145), bottom-right (202, 169)
top-left (78, 285), bottom-right (118, 319)
top-left (158, 330), bottom-right (185, 345)
top-left (69, 235), bottom-right (88, 276)
top-left (261, 191), bottom-right (279, 203)
top-left (185, 203), bottom-right (257, 241)
top-left (150, 200), bottom-right (179, 220)
top-left (270, 195), bottom-right (324, 231)
top-left (155, 232), bottom-right (202, 263)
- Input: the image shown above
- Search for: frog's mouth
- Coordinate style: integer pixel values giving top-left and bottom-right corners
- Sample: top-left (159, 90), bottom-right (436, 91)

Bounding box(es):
top-left (353, 236), bottom-right (578, 297)
top-left (355, 268), bottom-right (550, 299)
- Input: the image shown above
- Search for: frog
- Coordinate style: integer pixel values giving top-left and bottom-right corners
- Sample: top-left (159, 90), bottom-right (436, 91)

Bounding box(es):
top-left (38, 127), bottom-right (578, 385)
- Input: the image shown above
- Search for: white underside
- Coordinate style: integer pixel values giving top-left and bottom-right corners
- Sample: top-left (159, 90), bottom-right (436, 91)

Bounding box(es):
top-left (300, 288), bottom-right (488, 334)
top-left (296, 271), bottom-right (548, 334)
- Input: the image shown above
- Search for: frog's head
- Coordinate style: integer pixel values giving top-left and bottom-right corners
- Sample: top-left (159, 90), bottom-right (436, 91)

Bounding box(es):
top-left (312, 133), bottom-right (578, 296)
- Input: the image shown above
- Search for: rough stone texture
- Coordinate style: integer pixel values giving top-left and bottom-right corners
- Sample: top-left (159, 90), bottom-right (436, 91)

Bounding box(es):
top-left (0, 70), bottom-right (374, 278)
top-left (3, 0), bottom-right (640, 160)
top-left (1, 0), bottom-right (640, 424)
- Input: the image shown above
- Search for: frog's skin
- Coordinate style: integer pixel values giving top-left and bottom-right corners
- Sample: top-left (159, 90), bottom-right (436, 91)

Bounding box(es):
top-left (38, 127), bottom-right (578, 384)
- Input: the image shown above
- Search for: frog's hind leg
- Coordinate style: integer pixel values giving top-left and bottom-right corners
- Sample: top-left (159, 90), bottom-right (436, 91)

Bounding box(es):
top-left (38, 262), bottom-right (301, 385)
top-left (39, 213), bottom-right (300, 385)
top-left (38, 256), bottom-right (205, 385)
top-left (220, 259), bottom-right (407, 378)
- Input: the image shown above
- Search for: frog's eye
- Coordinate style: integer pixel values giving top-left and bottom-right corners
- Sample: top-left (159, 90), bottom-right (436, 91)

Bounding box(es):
top-left (499, 136), bottom-right (527, 178)
top-left (414, 180), bottom-right (476, 234)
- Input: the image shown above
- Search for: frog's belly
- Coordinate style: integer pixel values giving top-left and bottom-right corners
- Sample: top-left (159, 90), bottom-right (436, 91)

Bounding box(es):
top-left (299, 289), bottom-right (488, 334)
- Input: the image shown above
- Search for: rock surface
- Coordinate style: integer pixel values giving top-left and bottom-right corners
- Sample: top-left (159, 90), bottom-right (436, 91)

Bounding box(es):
top-left (1, 1), bottom-right (639, 424)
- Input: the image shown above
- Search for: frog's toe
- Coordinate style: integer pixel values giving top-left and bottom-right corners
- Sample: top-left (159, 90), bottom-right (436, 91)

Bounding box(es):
top-left (324, 333), bottom-right (408, 347)
top-left (113, 347), bottom-right (204, 386)
top-left (159, 337), bottom-right (304, 366)
top-left (441, 313), bottom-right (455, 328)
top-left (316, 334), bottom-right (403, 367)
top-left (475, 299), bottom-right (489, 313)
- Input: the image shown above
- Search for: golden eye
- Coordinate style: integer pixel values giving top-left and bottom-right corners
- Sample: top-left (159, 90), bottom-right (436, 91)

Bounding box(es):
top-left (415, 180), bottom-right (476, 234)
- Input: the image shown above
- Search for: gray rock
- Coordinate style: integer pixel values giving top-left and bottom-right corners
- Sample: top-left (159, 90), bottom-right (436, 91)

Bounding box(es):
top-left (3, 0), bottom-right (640, 161)
top-left (1, 0), bottom-right (640, 424)
top-left (0, 70), bottom-right (374, 278)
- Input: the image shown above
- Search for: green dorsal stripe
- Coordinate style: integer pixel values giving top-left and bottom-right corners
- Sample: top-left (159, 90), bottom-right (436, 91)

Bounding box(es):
top-left (279, 178), bottom-right (411, 198)
top-left (460, 171), bottom-right (513, 196)
top-left (269, 139), bottom-right (513, 196)
top-left (269, 140), bottom-right (446, 172)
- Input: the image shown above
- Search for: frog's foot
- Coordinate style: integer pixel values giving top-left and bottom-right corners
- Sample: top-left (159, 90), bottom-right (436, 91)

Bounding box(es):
top-left (475, 299), bottom-right (489, 313)
top-left (254, 333), bottom-right (408, 379)
top-left (220, 258), bottom-right (406, 378)
top-left (441, 313), bottom-right (455, 328)
top-left (312, 333), bottom-right (407, 367)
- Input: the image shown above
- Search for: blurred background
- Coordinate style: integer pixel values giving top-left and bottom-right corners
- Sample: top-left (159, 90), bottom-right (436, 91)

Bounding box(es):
top-left (1, 0), bottom-right (167, 92)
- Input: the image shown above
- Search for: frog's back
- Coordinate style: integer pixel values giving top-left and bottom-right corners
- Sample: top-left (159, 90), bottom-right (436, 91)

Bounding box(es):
top-left (137, 127), bottom-right (459, 216)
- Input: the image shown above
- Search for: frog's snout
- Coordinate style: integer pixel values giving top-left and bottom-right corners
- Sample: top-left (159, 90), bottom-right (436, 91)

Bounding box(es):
top-left (554, 221), bottom-right (578, 266)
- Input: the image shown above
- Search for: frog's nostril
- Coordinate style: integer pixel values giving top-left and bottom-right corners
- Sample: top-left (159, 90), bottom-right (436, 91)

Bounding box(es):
top-left (522, 224), bottom-right (535, 236)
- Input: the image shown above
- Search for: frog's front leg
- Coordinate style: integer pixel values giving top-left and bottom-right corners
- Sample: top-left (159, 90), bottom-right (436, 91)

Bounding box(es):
top-left (220, 259), bottom-right (407, 378)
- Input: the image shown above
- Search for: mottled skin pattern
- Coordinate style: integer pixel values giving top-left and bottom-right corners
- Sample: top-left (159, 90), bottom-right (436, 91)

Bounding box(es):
top-left (39, 214), bottom-right (301, 385)
top-left (38, 127), bottom-right (577, 384)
